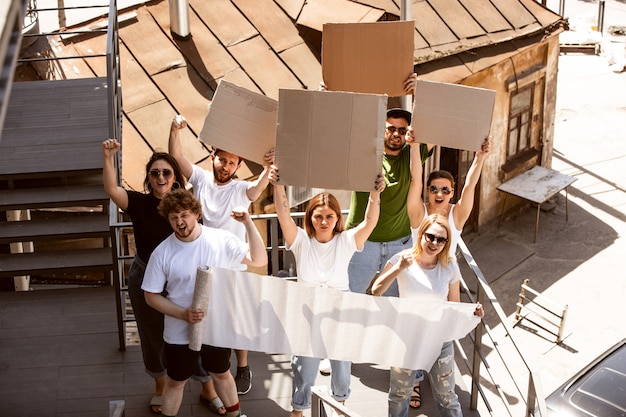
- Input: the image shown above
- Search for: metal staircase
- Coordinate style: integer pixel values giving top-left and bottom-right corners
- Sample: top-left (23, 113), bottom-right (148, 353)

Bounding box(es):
top-left (0, 1), bottom-right (121, 292)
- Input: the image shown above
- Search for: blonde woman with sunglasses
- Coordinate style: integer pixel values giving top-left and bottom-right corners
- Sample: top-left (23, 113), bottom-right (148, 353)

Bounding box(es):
top-left (404, 136), bottom-right (489, 409)
top-left (371, 214), bottom-right (484, 417)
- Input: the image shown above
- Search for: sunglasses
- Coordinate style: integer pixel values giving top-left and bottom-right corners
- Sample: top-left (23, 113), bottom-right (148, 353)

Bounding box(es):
top-left (149, 169), bottom-right (173, 178)
top-left (428, 185), bottom-right (453, 195)
top-left (385, 126), bottom-right (408, 136)
top-left (424, 232), bottom-right (449, 246)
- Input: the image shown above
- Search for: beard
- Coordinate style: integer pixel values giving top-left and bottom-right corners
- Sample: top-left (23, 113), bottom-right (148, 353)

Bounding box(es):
top-left (213, 168), bottom-right (235, 184)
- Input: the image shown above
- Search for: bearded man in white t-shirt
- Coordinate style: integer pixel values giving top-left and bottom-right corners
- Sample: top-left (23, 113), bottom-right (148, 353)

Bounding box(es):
top-left (169, 114), bottom-right (272, 396)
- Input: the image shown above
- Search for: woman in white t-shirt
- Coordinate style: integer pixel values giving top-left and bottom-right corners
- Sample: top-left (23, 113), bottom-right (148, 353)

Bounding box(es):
top-left (269, 165), bottom-right (385, 417)
top-left (405, 136), bottom-right (489, 408)
top-left (371, 214), bottom-right (484, 417)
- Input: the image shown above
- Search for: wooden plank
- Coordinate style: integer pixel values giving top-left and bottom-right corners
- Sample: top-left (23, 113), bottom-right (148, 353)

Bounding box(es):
top-left (279, 42), bottom-right (322, 91)
top-left (0, 184), bottom-right (108, 211)
top-left (429, 0), bottom-right (486, 39)
top-left (233, 0), bottom-right (303, 53)
top-left (490, 0), bottom-right (537, 29)
top-left (148, 0), bottom-right (239, 82)
top-left (152, 66), bottom-right (214, 133)
top-left (190, 0), bottom-right (258, 47)
top-left (413, 1), bottom-right (459, 47)
top-left (0, 214), bottom-right (110, 244)
top-left (0, 248), bottom-right (113, 277)
top-left (228, 36), bottom-right (303, 100)
top-left (119, 6), bottom-right (185, 76)
top-left (459, 0), bottom-right (512, 33)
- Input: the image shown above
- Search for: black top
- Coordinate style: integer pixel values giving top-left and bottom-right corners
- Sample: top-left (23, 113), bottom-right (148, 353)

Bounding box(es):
top-left (125, 191), bottom-right (172, 263)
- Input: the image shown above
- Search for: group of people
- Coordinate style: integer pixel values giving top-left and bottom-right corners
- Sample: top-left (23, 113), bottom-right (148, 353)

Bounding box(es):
top-left (102, 72), bottom-right (490, 417)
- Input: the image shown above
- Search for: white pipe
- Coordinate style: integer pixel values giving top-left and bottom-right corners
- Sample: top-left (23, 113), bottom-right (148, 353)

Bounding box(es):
top-left (169, 0), bottom-right (190, 40)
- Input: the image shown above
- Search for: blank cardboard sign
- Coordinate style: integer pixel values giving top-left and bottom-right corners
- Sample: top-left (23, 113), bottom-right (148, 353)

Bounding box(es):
top-left (412, 80), bottom-right (495, 152)
top-left (199, 80), bottom-right (277, 165)
top-left (322, 20), bottom-right (414, 97)
top-left (276, 89), bottom-right (386, 192)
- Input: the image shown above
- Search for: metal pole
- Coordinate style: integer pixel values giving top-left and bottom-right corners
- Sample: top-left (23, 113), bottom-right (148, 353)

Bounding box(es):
top-left (597, 0), bottom-right (605, 34)
top-left (169, 0), bottom-right (190, 40)
top-left (400, 0), bottom-right (413, 113)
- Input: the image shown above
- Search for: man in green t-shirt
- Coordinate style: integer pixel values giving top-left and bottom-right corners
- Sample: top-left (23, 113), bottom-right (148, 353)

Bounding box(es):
top-left (346, 107), bottom-right (431, 297)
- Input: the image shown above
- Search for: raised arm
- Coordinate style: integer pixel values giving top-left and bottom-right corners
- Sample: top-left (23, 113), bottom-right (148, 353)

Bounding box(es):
top-left (371, 253), bottom-right (413, 296)
top-left (102, 139), bottom-right (129, 210)
top-left (406, 134), bottom-right (425, 228)
top-left (269, 165), bottom-right (298, 247)
top-left (246, 148), bottom-right (274, 201)
top-left (231, 209), bottom-right (268, 268)
top-left (168, 114), bottom-right (193, 179)
top-left (352, 173), bottom-right (385, 249)
top-left (452, 137), bottom-right (490, 229)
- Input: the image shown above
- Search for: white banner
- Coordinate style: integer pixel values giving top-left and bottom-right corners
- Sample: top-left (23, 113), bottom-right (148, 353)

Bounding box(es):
top-left (196, 267), bottom-right (480, 371)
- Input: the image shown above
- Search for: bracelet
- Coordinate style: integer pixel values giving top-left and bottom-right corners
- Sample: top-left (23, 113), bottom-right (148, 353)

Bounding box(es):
top-left (368, 197), bottom-right (380, 204)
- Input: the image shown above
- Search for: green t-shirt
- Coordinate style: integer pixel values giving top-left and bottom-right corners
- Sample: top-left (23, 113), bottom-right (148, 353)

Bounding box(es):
top-left (346, 143), bottom-right (430, 242)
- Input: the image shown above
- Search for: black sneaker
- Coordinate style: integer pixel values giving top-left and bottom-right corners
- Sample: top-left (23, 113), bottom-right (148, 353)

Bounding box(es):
top-left (235, 366), bottom-right (252, 395)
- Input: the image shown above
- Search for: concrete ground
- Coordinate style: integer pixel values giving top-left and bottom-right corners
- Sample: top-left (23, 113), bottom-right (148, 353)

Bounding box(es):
top-left (461, 47), bottom-right (626, 401)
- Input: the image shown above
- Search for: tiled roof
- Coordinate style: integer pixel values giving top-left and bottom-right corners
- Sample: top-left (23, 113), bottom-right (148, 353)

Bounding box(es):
top-left (44, 0), bottom-right (565, 189)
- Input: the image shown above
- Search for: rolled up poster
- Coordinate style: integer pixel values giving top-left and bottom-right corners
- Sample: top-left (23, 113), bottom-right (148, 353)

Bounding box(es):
top-left (189, 266), bottom-right (212, 351)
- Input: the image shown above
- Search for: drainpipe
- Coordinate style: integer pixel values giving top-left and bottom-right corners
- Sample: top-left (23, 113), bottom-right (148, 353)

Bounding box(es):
top-left (169, 0), bottom-right (190, 40)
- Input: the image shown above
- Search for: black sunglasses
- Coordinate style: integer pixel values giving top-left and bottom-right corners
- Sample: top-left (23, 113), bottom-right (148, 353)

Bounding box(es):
top-left (424, 232), bottom-right (449, 246)
top-left (428, 185), bottom-right (453, 195)
top-left (149, 169), bottom-right (173, 178)
top-left (385, 126), bottom-right (408, 136)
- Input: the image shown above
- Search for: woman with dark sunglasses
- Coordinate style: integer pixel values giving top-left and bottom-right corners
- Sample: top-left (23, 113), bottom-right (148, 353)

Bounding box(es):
top-left (408, 137), bottom-right (490, 262)
top-left (371, 214), bottom-right (484, 417)
top-left (404, 135), bottom-right (489, 409)
top-left (102, 139), bottom-right (226, 415)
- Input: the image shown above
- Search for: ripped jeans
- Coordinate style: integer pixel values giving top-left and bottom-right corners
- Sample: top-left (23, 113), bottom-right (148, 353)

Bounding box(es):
top-left (388, 341), bottom-right (461, 417)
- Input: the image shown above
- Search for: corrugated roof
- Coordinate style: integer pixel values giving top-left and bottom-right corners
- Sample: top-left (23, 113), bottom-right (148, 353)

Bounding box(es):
top-left (47, 0), bottom-right (564, 188)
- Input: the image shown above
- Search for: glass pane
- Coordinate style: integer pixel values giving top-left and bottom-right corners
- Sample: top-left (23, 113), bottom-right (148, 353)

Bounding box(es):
top-left (511, 88), bottom-right (532, 114)
top-left (509, 117), bottom-right (518, 129)
top-left (508, 129), bottom-right (518, 157)
top-left (522, 111), bottom-right (529, 124)
top-left (520, 123), bottom-right (529, 150)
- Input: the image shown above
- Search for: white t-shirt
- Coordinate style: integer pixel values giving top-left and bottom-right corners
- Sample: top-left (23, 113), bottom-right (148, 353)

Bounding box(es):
top-left (142, 225), bottom-right (248, 344)
top-left (287, 227), bottom-right (359, 291)
top-left (189, 164), bottom-right (251, 242)
top-left (387, 250), bottom-right (461, 300)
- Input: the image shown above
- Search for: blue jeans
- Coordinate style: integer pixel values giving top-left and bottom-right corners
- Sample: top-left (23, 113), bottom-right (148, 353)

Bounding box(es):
top-left (128, 256), bottom-right (210, 382)
top-left (389, 342), bottom-right (461, 417)
top-left (348, 236), bottom-right (412, 296)
top-left (291, 355), bottom-right (351, 411)
top-left (128, 256), bottom-right (166, 378)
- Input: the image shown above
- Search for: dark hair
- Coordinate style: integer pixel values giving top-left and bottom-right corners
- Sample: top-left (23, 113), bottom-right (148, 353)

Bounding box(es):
top-left (144, 152), bottom-right (187, 192)
top-left (303, 193), bottom-right (345, 237)
top-left (386, 108), bottom-right (412, 124)
top-left (427, 170), bottom-right (455, 189)
top-left (214, 148), bottom-right (244, 164)
top-left (412, 214), bottom-right (452, 268)
top-left (158, 188), bottom-right (202, 219)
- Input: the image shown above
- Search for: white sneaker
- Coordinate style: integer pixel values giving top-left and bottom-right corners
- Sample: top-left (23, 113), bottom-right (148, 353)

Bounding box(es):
top-left (319, 358), bottom-right (331, 376)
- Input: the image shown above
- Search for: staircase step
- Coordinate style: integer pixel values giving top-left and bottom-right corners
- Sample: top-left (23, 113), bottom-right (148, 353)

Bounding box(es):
top-left (0, 247), bottom-right (113, 278)
top-left (0, 184), bottom-right (109, 211)
top-left (0, 213), bottom-right (110, 243)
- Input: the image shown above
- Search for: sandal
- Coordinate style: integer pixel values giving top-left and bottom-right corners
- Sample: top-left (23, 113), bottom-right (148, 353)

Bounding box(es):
top-left (200, 395), bottom-right (226, 415)
top-left (149, 395), bottom-right (162, 414)
top-left (409, 383), bottom-right (422, 409)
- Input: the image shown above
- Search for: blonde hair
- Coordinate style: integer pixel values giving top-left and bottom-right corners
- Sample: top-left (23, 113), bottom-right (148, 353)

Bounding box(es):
top-left (412, 214), bottom-right (453, 268)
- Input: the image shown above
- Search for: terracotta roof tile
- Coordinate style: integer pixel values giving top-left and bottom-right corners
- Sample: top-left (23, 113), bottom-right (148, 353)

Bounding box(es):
top-left (279, 42), bottom-right (323, 91)
top-left (297, 0), bottom-right (384, 32)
